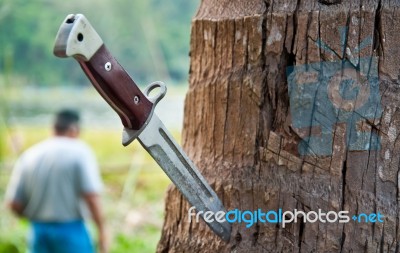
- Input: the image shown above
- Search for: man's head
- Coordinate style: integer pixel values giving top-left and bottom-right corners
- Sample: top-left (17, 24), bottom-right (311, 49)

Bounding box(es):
top-left (54, 109), bottom-right (80, 138)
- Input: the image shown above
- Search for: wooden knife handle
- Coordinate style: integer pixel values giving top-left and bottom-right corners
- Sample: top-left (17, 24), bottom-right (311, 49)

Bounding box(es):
top-left (79, 45), bottom-right (153, 130)
top-left (53, 14), bottom-right (153, 130)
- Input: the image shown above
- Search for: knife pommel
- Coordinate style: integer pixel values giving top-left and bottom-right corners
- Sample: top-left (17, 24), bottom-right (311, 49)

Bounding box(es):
top-left (54, 14), bottom-right (166, 144)
top-left (54, 14), bottom-right (103, 61)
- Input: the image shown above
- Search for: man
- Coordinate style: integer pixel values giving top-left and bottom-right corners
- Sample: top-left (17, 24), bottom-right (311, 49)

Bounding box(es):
top-left (5, 109), bottom-right (108, 253)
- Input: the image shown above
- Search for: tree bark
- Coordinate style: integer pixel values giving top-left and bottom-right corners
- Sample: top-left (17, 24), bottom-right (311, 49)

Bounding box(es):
top-left (157, 0), bottom-right (400, 252)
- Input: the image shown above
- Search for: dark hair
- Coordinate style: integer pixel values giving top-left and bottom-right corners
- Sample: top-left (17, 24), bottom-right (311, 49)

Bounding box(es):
top-left (54, 109), bottom-right (80, 134)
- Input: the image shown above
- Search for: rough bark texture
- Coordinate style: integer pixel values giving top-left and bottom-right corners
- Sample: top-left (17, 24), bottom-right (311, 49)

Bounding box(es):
top-left (157, 0), bottom-right (400, 252)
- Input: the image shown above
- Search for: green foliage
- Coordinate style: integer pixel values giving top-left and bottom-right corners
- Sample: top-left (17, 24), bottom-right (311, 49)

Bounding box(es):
top-left (111, 227), bottom-right (160, 253)
top-left (0, 0), bottom-right (198, 86)
top-left (0, 85), bottom-right (6, 164)
top-left (0, 124), bottom-right (5, 164)
top-left (0, 242), bottom-right (19, 253)
top-left (0, 218), bottom-right (29, 253)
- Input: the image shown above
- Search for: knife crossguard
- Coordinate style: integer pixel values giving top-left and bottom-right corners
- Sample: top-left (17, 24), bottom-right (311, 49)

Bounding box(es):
top-left (123, 81), bottom-right (167, 146)
top-left (54, 13), bottom-right (232, 241)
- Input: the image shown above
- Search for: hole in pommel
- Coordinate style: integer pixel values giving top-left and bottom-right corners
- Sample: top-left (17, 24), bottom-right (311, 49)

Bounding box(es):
top-left (66, 17), bottom-right (75, 24)
top-left (77, 33), bottom-right (84, 42)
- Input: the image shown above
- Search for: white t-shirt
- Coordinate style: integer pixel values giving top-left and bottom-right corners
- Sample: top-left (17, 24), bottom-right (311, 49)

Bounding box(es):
top-left (5, 137), bottom-right (103, 221)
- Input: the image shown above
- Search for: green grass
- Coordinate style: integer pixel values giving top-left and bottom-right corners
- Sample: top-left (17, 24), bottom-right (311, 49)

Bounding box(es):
top-left (0, 126), bottom-right (175, 253)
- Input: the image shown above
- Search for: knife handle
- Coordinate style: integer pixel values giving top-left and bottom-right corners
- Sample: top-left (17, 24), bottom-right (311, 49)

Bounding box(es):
top-left (79, 45), bottom-right (153, 130)
top-left (53, 14), bottom-right (166, 131)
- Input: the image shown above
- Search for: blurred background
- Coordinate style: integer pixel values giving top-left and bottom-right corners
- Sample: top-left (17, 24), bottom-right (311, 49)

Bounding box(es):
top-left (0, 0), bottom-right (198, 252)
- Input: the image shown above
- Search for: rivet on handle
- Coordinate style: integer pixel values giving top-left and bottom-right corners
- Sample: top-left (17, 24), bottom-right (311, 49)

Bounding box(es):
top-left (104, 62), bottom-right (112, 71)
top-left (134, 96), bottom-right (140, 104)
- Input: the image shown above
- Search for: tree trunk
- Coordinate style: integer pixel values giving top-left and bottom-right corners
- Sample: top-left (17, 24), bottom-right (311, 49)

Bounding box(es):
top-left (157, 0), bottom-right (400, 252)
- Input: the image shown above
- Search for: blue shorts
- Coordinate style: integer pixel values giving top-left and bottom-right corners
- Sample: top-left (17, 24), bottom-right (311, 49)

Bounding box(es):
top-left (30, 220), bottom-right (94, 253)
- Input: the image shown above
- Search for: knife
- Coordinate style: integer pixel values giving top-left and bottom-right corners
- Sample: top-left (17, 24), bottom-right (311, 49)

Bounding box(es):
top-left (53, 13), bottom-right (231, 241)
